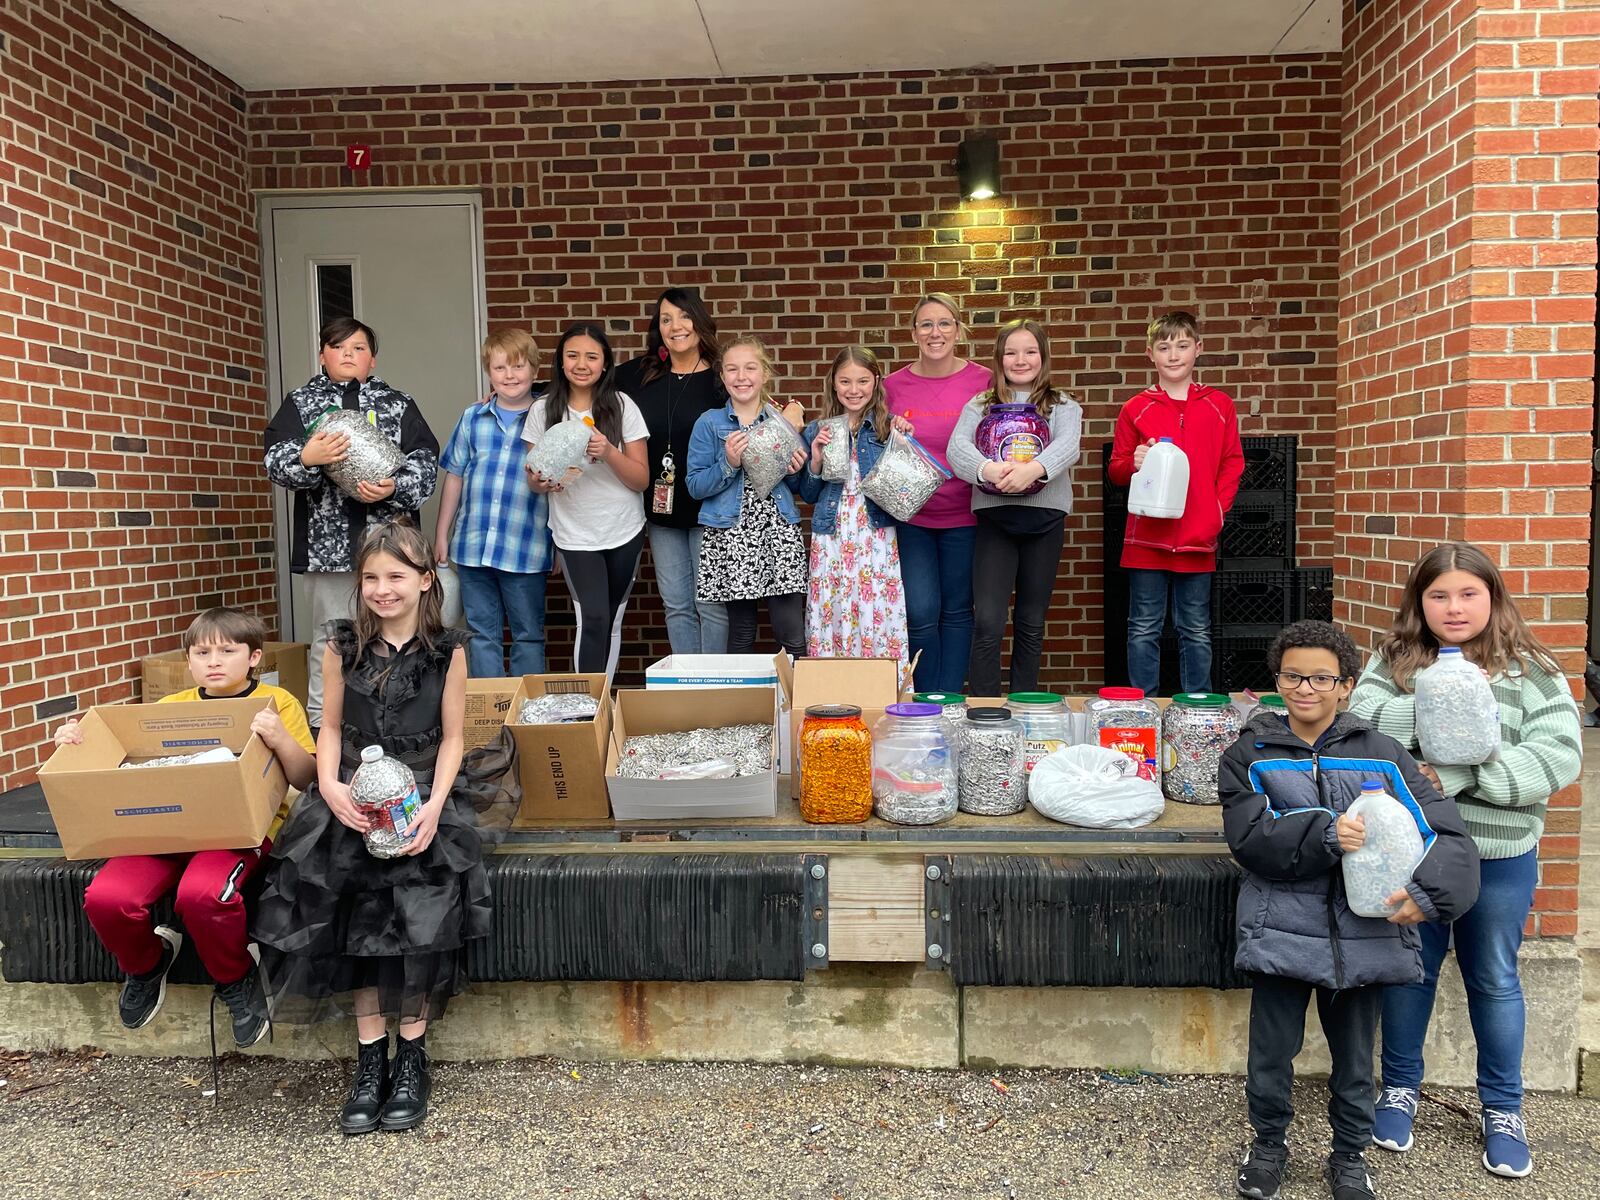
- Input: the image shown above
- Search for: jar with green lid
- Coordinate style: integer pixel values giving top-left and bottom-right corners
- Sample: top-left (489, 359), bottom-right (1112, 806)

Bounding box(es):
top-left (1160, 692), bottom-right (1242, 804)
top-left (914, 691), bottom-right (967, 755)
top-left (1260, 693), bottom-right (1286, 711)
top-left (1005, 692), bottom-right (1071, 787)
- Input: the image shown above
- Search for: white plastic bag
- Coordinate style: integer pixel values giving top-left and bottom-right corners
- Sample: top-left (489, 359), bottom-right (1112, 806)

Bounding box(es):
top-left (1026, 743), bottom-right (1166, 829)
top-left (434, 562), bottom-right (465, 629)
top-left (1414, 647), bottom-right (1499, 765)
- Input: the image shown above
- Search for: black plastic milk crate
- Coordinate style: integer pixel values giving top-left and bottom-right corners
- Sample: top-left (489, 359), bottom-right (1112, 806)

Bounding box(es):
top-left (1220, 495), bottom-right (1293, 567)
top-left (1213, 635), bottom-right (1276, 693)
top-left (1238, 435), bottom-right (1297, 496)
top-left (1212, 569), bottom-right (1297, 631)
top-left (1296, 567), bottom-right (1334, 622)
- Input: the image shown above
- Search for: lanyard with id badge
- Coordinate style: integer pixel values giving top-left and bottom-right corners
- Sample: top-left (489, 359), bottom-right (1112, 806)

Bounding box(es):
top-left (651, 360), bottom-right (703, 516)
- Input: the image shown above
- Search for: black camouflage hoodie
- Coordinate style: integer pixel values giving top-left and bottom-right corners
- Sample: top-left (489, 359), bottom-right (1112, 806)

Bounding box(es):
top-left (263, 372), bottom-right (439, 573)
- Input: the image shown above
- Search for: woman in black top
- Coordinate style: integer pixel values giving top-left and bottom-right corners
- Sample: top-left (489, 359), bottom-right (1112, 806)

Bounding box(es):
top-left (614, 288), bottom-right (729, 654)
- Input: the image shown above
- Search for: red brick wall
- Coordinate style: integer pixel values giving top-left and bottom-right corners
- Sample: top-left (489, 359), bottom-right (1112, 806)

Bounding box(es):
top-left (1338, 0), bottom-right (1599, 937)
top-left (250, 57), bottom-right (1343, 688)
top-left (0, 0), bottom-right (270, 789)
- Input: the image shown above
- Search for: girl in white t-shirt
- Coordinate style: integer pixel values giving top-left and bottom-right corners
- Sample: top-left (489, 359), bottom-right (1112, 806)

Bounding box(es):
top-left (523, 322), bottom-right (650, 675)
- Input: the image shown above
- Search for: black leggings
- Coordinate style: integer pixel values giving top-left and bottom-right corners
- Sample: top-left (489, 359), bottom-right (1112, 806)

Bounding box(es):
top-left (726, 592), bottom-right (806, 658)
top-left (559, 530), bottom-right (644, 674)
top-left (968, 511), bottom-right (1065, 697)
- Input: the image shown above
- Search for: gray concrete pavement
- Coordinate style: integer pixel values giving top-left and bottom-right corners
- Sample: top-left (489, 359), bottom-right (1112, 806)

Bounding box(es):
top-left (1, 1050), bottom-right (1596, 1199)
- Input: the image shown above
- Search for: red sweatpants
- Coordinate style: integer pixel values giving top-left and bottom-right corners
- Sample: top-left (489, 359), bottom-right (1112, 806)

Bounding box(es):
top-left (82, 844), bottom-right (267, 984)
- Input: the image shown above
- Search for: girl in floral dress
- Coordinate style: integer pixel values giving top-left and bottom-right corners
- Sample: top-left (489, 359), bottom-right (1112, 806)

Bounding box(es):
top-left (799, 346), bottom-right (911, 664)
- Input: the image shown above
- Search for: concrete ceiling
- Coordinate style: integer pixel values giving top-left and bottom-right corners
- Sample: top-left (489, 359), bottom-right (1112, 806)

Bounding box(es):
top-left (116, 0), bottom-right (1340, 91)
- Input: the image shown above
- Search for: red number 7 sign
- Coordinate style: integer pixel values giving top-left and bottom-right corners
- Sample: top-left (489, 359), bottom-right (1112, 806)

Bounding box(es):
top-left (346, 144), bottom-right (372, 172)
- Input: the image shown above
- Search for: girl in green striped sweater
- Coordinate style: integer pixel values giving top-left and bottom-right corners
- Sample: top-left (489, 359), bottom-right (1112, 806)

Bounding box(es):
top-left (1349, 543), bottom-right (1580, 1181)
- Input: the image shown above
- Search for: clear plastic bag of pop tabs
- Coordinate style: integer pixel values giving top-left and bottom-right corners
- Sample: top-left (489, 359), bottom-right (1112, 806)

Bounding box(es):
top-left (860, 432), bottom-right (950, 522)
top-left (814, 416), bottom-right (852, 483)
top-left (740, 406), bottom-right (805, 499)
top-left (516, 694), bottom-right (599, 725)
top-left (309, 408), bottom-right (407, 500)
top-left (524, 416), bottom-right (596, 487)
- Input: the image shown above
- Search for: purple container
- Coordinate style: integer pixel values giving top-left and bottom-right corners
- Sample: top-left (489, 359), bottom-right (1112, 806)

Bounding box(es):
top-left (973, 402), bottom-right (1050, 495)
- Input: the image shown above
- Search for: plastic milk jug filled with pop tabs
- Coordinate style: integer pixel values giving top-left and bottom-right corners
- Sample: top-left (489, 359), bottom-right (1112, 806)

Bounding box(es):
top-left (1128, 437), bottom-right (1188, 519)
top-left (1413, 646), bottom-right (1500, 766)
top-left (350, 745), bottom-right (421, 859)
top-left (1341, 780), bottom-right (1425, 918)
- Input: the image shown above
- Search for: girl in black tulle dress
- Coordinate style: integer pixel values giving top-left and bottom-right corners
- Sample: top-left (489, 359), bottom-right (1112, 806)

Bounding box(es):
top-left (253, 520), bottom-right (511, 1135)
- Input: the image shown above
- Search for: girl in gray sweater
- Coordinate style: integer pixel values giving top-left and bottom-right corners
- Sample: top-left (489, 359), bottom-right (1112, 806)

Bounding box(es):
top-left (946, 319), bottom-right (1082, 696)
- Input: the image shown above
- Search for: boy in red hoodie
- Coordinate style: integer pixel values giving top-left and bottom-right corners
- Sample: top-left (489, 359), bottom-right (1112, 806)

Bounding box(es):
top-left (1107, 311), bottom-right (1244, 695)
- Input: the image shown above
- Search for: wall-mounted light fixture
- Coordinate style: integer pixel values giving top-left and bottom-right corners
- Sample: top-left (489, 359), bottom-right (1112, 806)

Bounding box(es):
top-left (957, 134), bottom-right (1001, 200)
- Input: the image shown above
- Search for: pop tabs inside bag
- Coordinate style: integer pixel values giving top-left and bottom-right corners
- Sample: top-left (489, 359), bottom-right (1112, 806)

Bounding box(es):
top-left (860, 431), bottom-right (951, 522)
top-left (308, 407), bottom-right (407, 500)
top-left (740, 405), bottom-right (806, 499)
top-left (524, 414), bottom-right (597, 487)
top-left (815, 415), bottom-right (853, 483)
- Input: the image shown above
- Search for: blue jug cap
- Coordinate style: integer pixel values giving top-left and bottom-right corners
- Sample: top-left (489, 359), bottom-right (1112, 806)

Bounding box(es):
top-left (1159, 436), bottom-right (1174, 443)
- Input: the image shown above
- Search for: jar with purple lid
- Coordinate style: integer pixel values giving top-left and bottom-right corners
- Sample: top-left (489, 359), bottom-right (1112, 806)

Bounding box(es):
top-left (973, 402), bottom-right (1050, 496)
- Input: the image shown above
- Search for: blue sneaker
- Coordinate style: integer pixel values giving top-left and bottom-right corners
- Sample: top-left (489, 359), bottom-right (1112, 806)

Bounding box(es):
top-left (1481, 1109), bottom-right (1532, 1178)
top-left (1371, 1086), bottom-right (1418, 1153)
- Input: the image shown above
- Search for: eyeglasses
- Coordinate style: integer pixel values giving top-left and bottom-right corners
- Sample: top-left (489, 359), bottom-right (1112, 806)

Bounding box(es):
top-left (1274, 671), bottom-right (1347, 693)
top-left (915, 319), bottom-right (957, 334)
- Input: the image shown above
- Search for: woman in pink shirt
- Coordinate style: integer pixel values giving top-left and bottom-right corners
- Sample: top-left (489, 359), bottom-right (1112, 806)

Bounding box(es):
top-left (883, 293), bottom-right (991, 691)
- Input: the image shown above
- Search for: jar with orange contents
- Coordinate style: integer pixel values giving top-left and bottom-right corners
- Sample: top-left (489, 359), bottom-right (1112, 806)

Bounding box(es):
top-left (799, 704), bottom-right (873, 824)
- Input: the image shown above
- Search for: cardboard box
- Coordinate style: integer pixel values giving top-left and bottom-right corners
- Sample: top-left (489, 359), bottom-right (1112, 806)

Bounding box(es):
top-left (463, 677), bottom-right (520, 751)
top-left (606, 686), bottom-right (778, 820)
top-left (645, 653), bottom-right (789, 766)
top-left (775, 656), bottom-right (911, 799)
top-left (142, 641), bottom-right (310, 708)
top-left (505, 674), bottom-right (612, 822)
top-left (37, 698), bottom-right (287, 860)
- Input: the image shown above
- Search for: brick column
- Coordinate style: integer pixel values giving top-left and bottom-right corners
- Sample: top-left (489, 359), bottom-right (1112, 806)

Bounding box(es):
top-left (1338, 0), bottom-right (1599, 935)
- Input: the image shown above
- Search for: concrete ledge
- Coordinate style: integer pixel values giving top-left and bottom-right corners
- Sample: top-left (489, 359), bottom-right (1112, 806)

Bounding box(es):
top-left (964, 940), bottom-right (1582, 1091)
top-left (0, 944), bottom-right (1581, 1089)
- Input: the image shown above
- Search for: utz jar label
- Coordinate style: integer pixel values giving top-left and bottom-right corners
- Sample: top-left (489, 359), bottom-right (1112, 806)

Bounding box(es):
top-left (999, 431), bottom-right (1042, 464)
top-left (1100, 726), bottom-right (1159, 782)
top-left (387, 786), bottom-right (422, 838)
top-left (1023, 736), bottom-right (1066, 772)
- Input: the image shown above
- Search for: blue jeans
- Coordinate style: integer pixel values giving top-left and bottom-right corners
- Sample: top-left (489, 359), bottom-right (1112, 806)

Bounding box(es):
top-left (647, 523), bottom-right (727, 655)
top-left (899, 523), bottom-right (975, 693)
top-left (1126, 568), bottom-right (1211, 695)
top-left (1380, 848), bottom-right (1537, 1111)
top-left (454, 563), bottom-right (548, 677)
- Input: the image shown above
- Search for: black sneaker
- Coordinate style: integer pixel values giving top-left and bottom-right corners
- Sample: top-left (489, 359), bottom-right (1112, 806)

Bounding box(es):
top-left (1326, 1152), bottom-right (1378, 1200)
top-left (379, 1035), bottom-right (432, 1131)
top-left (214, 963), bottom-right (269, 1048)
top-left (119, 925), bottom-right (182, 1029)
top-left (1238, 1141), bottom-right (1288, 1199)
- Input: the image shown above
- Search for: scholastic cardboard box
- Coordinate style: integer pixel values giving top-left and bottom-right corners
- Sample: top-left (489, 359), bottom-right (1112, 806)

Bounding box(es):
top-left (504, 674), bottom-right (612, 822)
top-left (605, 686), bottom-right (778, 820)
top-left (464, 677), bottom-right (519, 752)
top-left (775, 656), bottom-right (911, 799)
top-left (37, 697), bottom-right (287, 860)
top-left (142, 641), bottom-right (309, 707)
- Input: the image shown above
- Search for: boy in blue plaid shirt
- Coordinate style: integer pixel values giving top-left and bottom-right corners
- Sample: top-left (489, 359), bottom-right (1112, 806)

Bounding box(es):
top-left (433, 329), bottom-right (554, 676)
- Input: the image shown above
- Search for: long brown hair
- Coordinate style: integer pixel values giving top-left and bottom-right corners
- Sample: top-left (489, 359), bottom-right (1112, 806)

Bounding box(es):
top-left (351, 520), bottom-right (444, 684)
top-left (639, 287), bottom-right (721, 388)
top-left (979, 318), bottom-right (1068, 417)
top-left (1377, 542), bottom-right (1562, 687)
top-left (543, 322), bottom-right (624, 445)
top-left (821, 345), bottom-right (891, 444)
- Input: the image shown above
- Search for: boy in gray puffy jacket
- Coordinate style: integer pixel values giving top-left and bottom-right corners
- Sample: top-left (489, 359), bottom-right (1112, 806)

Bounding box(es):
top-left (1219, 621), bottom-right (1480, 1200)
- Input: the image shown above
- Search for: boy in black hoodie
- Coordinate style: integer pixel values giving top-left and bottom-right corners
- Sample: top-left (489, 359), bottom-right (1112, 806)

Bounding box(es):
top-left (1220, 621), bottom-right (1480, 1200)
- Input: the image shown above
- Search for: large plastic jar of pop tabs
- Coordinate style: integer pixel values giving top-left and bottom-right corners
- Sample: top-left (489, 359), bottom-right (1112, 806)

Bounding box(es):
top-left (1086, 687), bottom-right (1161, 784)
top-left (1161, 693), bottom-right (1242, 805)
top-left (871, 703), bottom-right (957, 826)
top-left (973, 402), bottom-right (1050, 496)
top-left (1005, 692), bottom-right (1071, 783)
top-left (957, 707), bottom-right (1027, 816)
top-left (914, 691), bottom-right (967, 756)
top-left (799, 704), bottom-right (872, 824)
